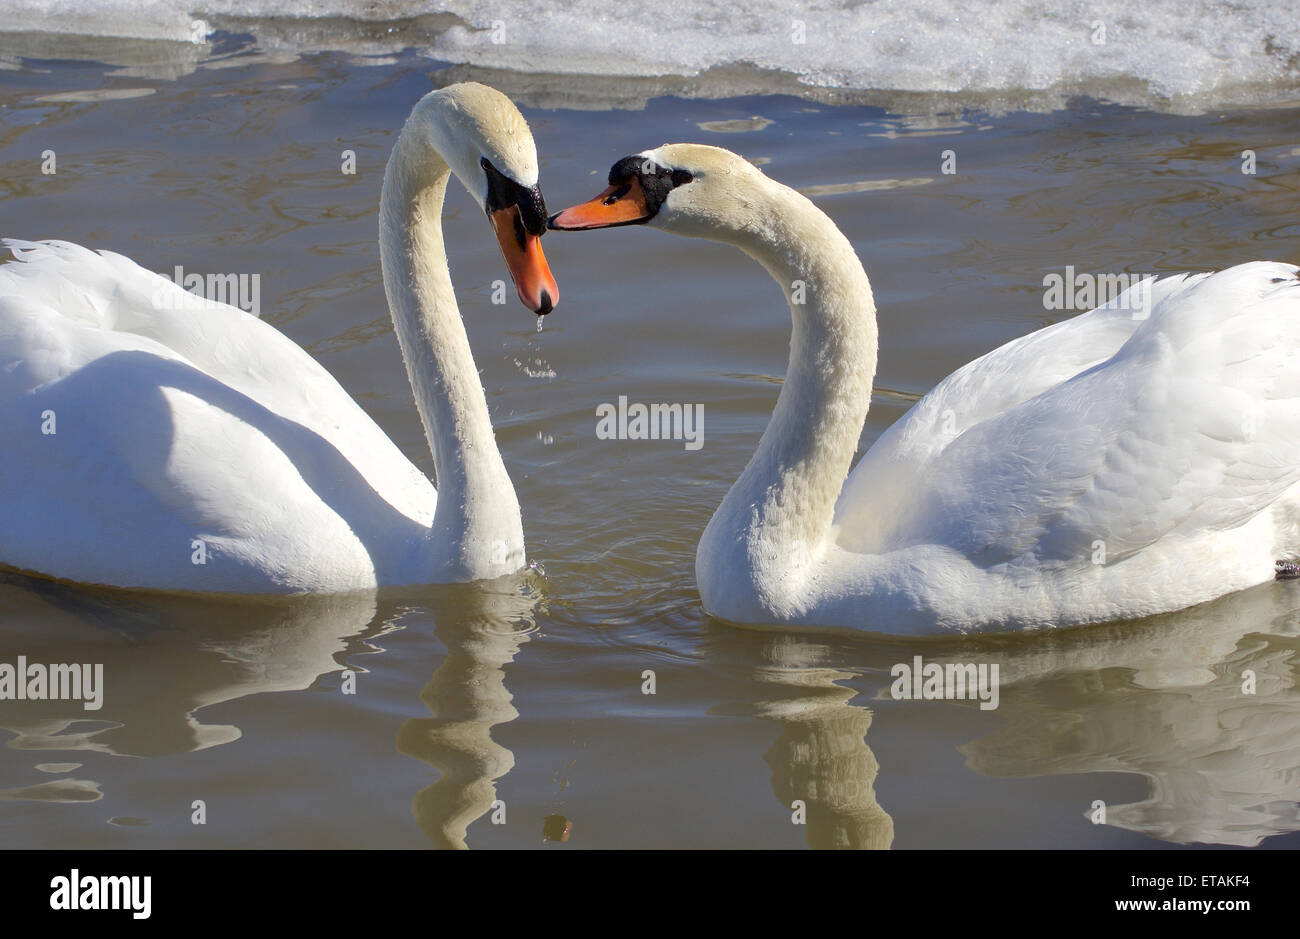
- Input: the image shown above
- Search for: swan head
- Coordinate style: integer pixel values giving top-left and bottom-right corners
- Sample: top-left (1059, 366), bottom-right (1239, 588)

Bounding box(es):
top-left (419, 83), bottom-right (559, 315)
top-left (547, 144), bottom-right (758, 240)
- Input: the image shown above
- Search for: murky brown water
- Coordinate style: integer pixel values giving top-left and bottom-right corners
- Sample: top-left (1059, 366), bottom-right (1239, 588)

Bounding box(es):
top-left (2, 45), bottom-right (1299, 849)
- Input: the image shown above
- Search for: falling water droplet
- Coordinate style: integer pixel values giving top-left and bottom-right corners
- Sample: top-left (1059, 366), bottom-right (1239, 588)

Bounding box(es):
top-left (536, 315), bottom-right (545, 333)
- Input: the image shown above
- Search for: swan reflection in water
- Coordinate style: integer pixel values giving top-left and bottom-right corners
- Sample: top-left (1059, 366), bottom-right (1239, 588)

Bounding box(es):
top-left (705, 627), bottom-right (895, 849)
top-left (0, 567), bottom-right (540, 848)
top-left (0, 570), bottom-right (384, 775)
top-left (706, 578), bottom-right (1300, 848)
top-left (947, 581), bottom-right (1300, 846)
top-left (4, 565), bottom-right (1298, 846)
top-left (395, 580), bottom-right (539, 849)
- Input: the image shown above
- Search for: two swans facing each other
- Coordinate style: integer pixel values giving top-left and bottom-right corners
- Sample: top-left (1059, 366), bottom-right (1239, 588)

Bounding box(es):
top-left (0, 83), bottom-right (556, 594)
top-left (550, 144), bottom-right (1300, 633)
top-left (4, 85), bottom-right (1299, 636)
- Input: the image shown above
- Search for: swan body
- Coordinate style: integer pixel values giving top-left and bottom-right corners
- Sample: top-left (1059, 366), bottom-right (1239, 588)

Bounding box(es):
top-left (551, 145), bottom-right (1300, 632)
top-left (0, 83), bottom-right (557, 593)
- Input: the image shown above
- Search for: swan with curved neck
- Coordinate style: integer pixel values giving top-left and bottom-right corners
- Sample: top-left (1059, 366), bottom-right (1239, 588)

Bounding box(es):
top-left (0, 82), bottom-right (556, 593)
top-left (552, 144), bottom-right (1300, 633)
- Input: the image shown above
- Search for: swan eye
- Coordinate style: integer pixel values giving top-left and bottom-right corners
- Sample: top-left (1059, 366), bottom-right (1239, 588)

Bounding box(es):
top-left (670, 169), bottom-right (694, 187)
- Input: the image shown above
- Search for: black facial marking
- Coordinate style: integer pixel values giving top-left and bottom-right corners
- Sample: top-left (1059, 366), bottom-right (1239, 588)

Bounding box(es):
top-left (607, 155), bottom-right (695, 220)
top-left (482, 157), bottom-right (549, 236)
top-left (512, 211), bottom-right (528, 251)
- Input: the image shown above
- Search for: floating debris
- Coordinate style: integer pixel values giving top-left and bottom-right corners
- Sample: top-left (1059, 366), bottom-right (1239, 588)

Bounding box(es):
top-left (798, 177), bottom-right (933, 197)
top-left (543, 814), bottom-right (572, 842)
top-left (697, 116), bottom-right (773, 133)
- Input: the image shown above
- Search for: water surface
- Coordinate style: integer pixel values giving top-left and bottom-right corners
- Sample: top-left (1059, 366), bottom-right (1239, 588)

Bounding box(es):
top-left (1, 45), bottom-right (1299, 849)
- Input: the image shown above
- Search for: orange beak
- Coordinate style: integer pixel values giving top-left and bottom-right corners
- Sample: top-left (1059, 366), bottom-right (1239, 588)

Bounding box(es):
top-left (547, 177), bottom-right (653, 231)
top-left (490, 205), bottom-right (559, 315)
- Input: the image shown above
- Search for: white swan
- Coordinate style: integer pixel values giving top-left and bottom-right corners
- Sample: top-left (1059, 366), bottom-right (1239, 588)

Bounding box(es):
top-left (551, 145), bottom-right (1300, 633)
top-left (0, 82), bottom-right (558, 593)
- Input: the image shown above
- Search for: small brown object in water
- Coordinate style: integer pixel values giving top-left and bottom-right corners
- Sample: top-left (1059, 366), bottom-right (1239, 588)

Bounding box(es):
top-left (543, 815), bottom-right (572, 842)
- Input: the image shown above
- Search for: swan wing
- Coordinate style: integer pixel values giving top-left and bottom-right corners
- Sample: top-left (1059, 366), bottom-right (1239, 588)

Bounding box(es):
top-left (836, 262), bottom-right (1300, 567)
top-left (0, 240), bottom-right (435, 591)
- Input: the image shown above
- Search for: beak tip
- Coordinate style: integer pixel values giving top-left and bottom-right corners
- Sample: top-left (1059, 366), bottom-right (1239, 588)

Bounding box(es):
top-left (536, 289), bottom-right (555, 316)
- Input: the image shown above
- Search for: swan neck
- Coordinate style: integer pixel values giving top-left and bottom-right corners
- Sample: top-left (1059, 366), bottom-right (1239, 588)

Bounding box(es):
top-left (379, 122), bottom-right (522, 574)
top-left (709, 183), bottom-right (878, 586)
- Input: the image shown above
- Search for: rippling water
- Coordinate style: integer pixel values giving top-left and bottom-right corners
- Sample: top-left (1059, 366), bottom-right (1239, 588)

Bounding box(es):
top-left (1, 44), bottom-right (1299, 848)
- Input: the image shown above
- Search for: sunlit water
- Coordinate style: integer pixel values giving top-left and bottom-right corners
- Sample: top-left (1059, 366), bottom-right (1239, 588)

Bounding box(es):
top-left (2, 42), bottom-right (1299, 849)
